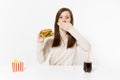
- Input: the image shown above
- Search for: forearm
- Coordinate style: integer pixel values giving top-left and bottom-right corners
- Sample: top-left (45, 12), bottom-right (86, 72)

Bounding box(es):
top-left (36, 42), bottom-right (45, 64)
top-left (68, 27), bottom-right (91, 51)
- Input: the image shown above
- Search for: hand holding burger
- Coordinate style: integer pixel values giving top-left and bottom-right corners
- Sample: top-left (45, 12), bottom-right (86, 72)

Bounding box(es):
top-left (37, 29), bottom-right (53, 43)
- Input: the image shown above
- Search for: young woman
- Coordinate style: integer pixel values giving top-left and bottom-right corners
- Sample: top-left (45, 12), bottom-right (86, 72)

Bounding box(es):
top-left (37, 8), bottom-right (91, 66)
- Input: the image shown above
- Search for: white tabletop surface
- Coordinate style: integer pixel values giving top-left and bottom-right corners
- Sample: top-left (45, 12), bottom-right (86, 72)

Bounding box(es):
top-left (0, 64), bottom-right (120, 80)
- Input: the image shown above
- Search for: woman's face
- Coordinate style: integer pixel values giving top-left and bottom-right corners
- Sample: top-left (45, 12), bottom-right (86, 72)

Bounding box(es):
top-left (58, 11), bottom-right (71, 23)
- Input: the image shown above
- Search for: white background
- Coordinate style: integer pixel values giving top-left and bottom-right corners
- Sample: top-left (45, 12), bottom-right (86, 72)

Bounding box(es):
top-left (0, 0), bottom-right (120, 68)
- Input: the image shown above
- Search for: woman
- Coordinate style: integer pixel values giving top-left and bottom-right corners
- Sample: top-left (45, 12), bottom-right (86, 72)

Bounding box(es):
top-left (37, 8), bottom-right (91, 66)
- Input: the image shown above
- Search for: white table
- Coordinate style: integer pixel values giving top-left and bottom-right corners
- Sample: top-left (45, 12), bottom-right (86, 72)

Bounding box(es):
top-left (0, 64), bottom-right (120, 80)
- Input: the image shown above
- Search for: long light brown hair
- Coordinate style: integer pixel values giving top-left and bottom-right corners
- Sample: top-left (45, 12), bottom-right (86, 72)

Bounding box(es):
top-left (52, 8), bottom-right (76, 48)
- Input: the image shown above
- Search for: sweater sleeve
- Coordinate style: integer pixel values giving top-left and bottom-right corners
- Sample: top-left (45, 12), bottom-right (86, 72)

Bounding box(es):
top-left (36, 37), bottom-right (53, 64)
top-left (68, 27), bottom-right (90, 51)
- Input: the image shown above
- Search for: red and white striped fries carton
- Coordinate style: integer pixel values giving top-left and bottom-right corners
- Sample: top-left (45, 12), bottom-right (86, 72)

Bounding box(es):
top-left (12, 59), bottom-right (24, 72)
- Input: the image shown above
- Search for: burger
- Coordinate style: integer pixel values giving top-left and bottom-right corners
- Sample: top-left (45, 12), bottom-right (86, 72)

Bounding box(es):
top-left (39, 29), bottom-right (53, 39)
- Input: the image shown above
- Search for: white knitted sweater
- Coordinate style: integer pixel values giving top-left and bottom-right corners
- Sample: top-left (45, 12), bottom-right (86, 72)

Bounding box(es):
top-left (36, 27), bottom-right (90, 66)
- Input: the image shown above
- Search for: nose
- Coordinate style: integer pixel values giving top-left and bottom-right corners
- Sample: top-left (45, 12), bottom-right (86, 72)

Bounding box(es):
top-left (62, 18), bottom-right (67, 23)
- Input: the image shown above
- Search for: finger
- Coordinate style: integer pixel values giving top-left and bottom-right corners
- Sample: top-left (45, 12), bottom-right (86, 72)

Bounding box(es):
top-left (38, 37), bottom-right (44, 43)
top-left (38, 33), bottom-right (40, 38)
top-left (58, 22), bottom-right (63, 25)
